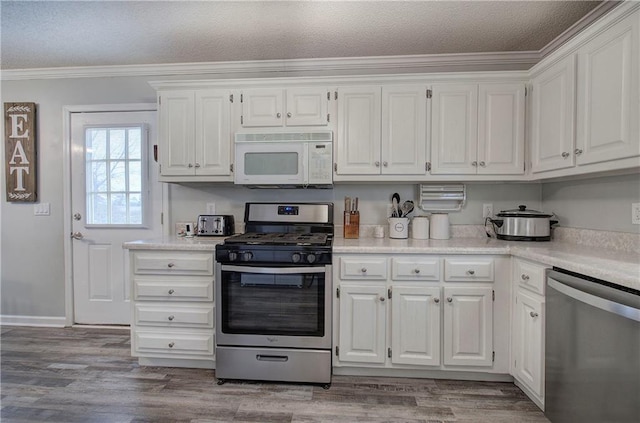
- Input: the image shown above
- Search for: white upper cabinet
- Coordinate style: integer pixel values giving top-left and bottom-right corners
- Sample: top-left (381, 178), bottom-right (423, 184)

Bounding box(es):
top-left (241, 87), bottom-right (329, 127)
top-left (431, 83), bottom-right (524, 175)
top-left (576, 11), bottom-right (640, 166)
top-left (158, 89), bottom-right (232, 179)
top-left (531, 56), bottom-right (577, 173)
top-left (336, 85), bottom-right (427, 176)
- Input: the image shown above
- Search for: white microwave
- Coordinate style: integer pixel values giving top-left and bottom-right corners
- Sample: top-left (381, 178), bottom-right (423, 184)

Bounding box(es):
top-left (234, 131), bottom-right (333, 188)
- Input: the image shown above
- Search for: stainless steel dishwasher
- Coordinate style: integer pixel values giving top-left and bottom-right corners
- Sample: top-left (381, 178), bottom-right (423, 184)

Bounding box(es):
top-left (545, 268), bottom-right (640, 423)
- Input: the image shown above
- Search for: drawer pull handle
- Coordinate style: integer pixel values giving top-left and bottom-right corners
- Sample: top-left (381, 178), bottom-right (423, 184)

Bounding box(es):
top-left (361, 268), bottom-right (367, 273)
top-left (168, 342), bottom-right (175, 348)
top-left (168, 315), bottom-right (175, 321)
top-left (414, 269), bottom-right (420, 274)
top-left (257, 354), bottom-right (288, 362)
top-left (521, 274), bottom-right (530, 281)
top-left (167, 263), bottom-right (175, 268)
top-left (467, 270), bottom-right (475, 275)
top-left (434, 297), bottom-right (440, 304)
top-left (168, 289), bottom-right (175, 295)
top-left (530, 311), bottom-right (539, 318)
top-left (447, 297), bottom-right (453, 303)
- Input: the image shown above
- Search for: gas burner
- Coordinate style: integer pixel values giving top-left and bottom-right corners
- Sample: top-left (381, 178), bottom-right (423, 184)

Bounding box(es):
top-left (224, 232), bottom-right (330, 246)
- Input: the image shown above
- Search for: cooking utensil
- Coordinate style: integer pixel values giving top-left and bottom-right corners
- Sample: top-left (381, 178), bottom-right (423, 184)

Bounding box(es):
top-left (400, 200), bottom-right (414, 217)
top-left (391, 193), bottom-right (400, 217)
top-left (488, 205), bottom-right (558, 241)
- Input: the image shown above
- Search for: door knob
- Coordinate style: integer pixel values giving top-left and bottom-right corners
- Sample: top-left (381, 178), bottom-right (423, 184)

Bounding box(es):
top-left (70, 231), bottom-right (84, 240)
top-left (287, 112), bottom-right (292, 118)
top-left (434, 298), bottom-right (440, 303)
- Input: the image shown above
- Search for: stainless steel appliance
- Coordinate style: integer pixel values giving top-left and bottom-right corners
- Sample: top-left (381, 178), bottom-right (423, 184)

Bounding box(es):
top-left (488, 205), bottom-right (558, 241)
top-left (215, 202), bottom-right (333, 386)
top-left (234, 132), bottom-right (333, 188)
top-left (545, 268), bottom-right (640, 423)
top-left (197, 215), bottom-right (235, 236)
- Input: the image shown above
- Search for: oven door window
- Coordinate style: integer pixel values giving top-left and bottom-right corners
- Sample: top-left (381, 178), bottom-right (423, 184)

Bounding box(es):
top-left (220, 266), bottom-right (325, 337)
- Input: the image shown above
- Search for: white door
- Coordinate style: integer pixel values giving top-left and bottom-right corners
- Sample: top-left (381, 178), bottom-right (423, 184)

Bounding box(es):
top-left (285, 87), bottom-right (329, 126)
top-left (71, 111), bottom-right (164, 324)
top-left (158, 90), bottom-right (196, 176)
top-left (195, 89), bottom-right (232, 176)
top-left (241, 88), bottom-right (284, 127)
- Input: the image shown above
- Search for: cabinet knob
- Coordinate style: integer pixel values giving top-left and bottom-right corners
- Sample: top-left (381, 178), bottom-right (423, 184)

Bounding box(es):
top-left (521, 274), bottom-right (530, 281)
top-left (379, 296), bottom-right (385, 302)
top-left (383, 161), bottom-right (388, 167)
top-left (434, 297), bottom-right (440, 303)
top-left (479, 161), bottom-right (486, 167)
top-left (447, 297), bottom-right (453, 303)
top-left (530, 311), bottom-right (539, 318)
top-left (287, 112), bottom-right (292, 118)
top-left (575, 149), bottom-right (583, 156)
top-left (194, 163), bottom-right (200, 168)
top-left (168, 315), bottom-right (175, 321)
top-left (188, 163), bottom-right (194, 168)
top-left (471, 161), bottom-right (478, 167)
top-left (561, 152), bottom-right (570, 158)
top-left (276, 112), bottom-right (281, 118)
top-left (375, 161), bottom-right (380, 167)
top-left (168, 342), bottom-right (175, 348)
top-left (168, 289), bottom-right (175, 295)
top-left (167, 263), bottom-right (175, 268)
top-left (414, 268), bottom-right (420, 274)
top-left (361, 268), bottom-right (367, 273)
top-left (467, 269), bottom-right (475, 275)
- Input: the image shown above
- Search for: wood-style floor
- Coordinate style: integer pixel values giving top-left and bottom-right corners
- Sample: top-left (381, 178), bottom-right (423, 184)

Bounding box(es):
top-left (1, 326), bottom-right (550, 423)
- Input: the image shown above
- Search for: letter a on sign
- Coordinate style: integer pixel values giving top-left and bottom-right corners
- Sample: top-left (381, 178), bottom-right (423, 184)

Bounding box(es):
top-left (4, 102), bottom-right (37, 202)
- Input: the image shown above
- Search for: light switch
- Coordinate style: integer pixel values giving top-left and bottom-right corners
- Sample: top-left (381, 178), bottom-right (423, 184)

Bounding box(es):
top-left (34, 202), bottom-right (50, 216)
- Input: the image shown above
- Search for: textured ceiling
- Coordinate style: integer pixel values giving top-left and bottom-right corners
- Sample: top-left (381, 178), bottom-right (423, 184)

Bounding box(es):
top-left (0, 1), bottom-right (603, 70)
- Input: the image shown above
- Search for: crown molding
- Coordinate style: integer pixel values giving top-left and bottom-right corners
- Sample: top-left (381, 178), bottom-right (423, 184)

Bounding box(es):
top-left (1, 51), bottom-right (540, 81)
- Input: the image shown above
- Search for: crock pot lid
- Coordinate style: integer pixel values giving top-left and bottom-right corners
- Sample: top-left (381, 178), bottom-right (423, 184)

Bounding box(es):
top-left (497, 205), bottom-right (553, 217)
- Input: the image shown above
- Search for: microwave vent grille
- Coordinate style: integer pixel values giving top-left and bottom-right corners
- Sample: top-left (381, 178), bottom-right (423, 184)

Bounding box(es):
top-left (235, 131), bottom-right (333, 143)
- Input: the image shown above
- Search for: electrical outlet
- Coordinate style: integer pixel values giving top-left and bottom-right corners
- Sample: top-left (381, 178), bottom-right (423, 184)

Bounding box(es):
top-left (34, 202), bottom-right (50, 216)
top-left (482, 203), bottom-right (493, 219)
top-left (632, 203), bottom-right (640, 224)
top-left (206, 202), bottom-right (216, 214)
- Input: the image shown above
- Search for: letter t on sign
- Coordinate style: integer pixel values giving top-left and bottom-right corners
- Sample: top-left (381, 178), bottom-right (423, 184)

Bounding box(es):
top-left (4, 102), bottom-right (37, 202)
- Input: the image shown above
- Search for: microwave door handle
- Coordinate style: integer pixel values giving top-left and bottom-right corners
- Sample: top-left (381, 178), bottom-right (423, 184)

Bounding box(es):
top-left (220, 265), bottom-right (326, 274)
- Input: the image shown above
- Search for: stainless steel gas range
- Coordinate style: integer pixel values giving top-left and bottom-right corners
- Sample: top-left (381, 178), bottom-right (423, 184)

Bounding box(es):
top-left (214, 202), bottom-right (333, 386)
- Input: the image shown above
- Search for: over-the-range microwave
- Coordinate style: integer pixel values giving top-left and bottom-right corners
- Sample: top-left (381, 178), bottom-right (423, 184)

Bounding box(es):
top-left (234, 131), bottom-right (333, 188)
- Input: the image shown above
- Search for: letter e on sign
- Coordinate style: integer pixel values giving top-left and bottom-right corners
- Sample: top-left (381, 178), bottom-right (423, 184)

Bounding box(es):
top-left (4, 102), bottom-right (37, 202)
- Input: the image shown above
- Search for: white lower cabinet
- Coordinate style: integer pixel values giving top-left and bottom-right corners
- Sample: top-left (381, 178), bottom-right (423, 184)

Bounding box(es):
top-left (129, 249), bottom-right (216, 368)
top-left (335, 254), bottom-right (505, 373)
top-left (511, 257), bottom-right (548, 410)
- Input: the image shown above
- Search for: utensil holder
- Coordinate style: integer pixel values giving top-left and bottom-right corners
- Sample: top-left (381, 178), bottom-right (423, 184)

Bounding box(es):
top-left (388, 217), bottom-right (409, 239)
top-left (344, 211), bottom-right (360, 239)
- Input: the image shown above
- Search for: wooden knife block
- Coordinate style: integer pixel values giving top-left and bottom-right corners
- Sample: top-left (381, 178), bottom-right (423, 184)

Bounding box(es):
top-left (343, 211), bottom-right (360, 239)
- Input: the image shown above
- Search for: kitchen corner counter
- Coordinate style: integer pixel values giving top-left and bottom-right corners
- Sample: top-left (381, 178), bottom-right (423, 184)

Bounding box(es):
top-left (333, 237), bottom-right (640, 291)
top-left (123, 236), bottom-right (228, 251)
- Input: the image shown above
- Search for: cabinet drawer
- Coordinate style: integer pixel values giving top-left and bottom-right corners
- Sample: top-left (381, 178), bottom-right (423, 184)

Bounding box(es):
top-left (133, 276), bottom-right (214, 301)
top-left (444, 257), bottom-right (494, 282)
top-left (391, 257), bottom-right (440, 281)
top-left (340, 257), bottom-right (388, 280)
top-left (514, 258), bottom-right (547, 295)
top-left (133, 330), bottom-right (214, 356)
top-left (134, 304), bottom-right (214, 328)
top-left (133, 252), bottom-right (213, 275)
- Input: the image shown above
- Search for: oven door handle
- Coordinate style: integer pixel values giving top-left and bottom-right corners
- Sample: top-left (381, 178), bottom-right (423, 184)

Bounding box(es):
top-left (220, 265), bottom-right (326, 274)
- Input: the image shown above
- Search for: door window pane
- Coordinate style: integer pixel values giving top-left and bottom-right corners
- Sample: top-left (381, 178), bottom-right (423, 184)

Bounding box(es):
top-left (85, 126), bottom-right (145, 225)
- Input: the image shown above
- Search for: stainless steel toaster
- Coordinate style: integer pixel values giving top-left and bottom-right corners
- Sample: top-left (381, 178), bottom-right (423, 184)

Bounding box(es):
top-left (197, 215), bottom-right (235, 236)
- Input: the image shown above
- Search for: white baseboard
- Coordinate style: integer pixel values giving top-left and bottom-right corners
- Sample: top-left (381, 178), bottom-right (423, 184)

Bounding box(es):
top-left (1, 315), bottom-right (67, 327)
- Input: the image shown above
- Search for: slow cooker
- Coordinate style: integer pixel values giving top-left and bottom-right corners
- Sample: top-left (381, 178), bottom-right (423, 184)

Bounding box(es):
top-left (488, 205), bottom-right (558, 241)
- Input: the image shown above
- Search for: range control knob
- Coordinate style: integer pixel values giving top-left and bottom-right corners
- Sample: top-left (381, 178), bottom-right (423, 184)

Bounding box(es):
top-left (228, 252), bottom-right (238, 262)
top-left (241, 252), bottom-right (254, 262)
top-left (291, 253), bottom-right (302, 263)
top-left (306, 253), bottom-right (317, 264)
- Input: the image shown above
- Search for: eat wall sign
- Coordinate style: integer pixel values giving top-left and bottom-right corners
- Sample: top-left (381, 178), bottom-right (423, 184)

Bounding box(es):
top-left (4, 102), bottom-right (37, 202)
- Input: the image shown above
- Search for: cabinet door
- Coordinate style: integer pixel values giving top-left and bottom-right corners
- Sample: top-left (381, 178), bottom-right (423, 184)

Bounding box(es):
top-left (443, 286), bottom-right (493, 366)
top-left (159, 90), bottom-right (196, 176)
top-left (241, 89), bottom-right (284, 127)
top-left (195, 90), bottom-right (232, 176)
top-left (391, 285), bottom-right (440, 366)
top-left (576, 12), bottom-right (640, 165)
top-left (430, 84), bottom-right (478, 174)
top-left (336, 86), bottom-right (382, 175)
top-left (338, 283), bottom-right (387, 364)
top-left (531, 56), bottom-right (577, 173)
top-left (478, 83), bottom-right (525, 175)
top-left (285, 88), bottom-right (329, 126)
top-left (381, 85), bottom-right (427, 175)
top-left (513, 290), bottom-right (544, 398)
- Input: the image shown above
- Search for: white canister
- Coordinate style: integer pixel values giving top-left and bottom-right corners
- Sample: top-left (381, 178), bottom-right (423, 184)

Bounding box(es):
top-left (411, 216), bottom-right (430, 239)
top-left (388, 217), bottom-right (409, 239)
top-left (430, 213), bottom-right (450, 240)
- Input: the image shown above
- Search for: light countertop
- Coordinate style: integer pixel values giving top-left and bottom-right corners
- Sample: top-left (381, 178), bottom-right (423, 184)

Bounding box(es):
top-left (124, 236), bottom-right (639, 291)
